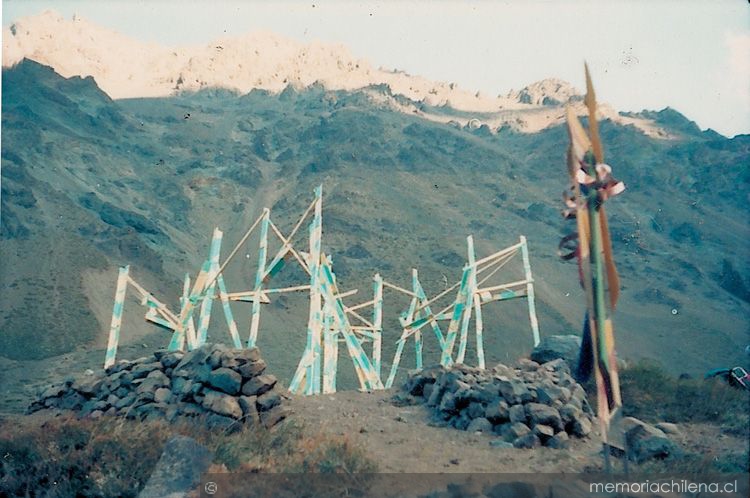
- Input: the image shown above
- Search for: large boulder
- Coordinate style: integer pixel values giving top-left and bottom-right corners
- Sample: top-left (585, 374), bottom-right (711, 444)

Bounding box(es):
top-left (242, 374), bottom-right (277, 396)
top-left (202, 389), bottom-right (243, 419)
top-left (623, 417), bottom-right (680, 463)
top-left (530, 335), bottom-right (581, 372)
top-left (207, 367), bottom-right (242, 395)
top-left (525, 403), bottom-right (563, 431)
top-left (138, 436), bottom-right (212, 498)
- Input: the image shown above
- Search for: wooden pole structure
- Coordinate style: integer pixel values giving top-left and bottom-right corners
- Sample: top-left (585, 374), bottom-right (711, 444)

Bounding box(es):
top-left (178, 273), bottom-right (197, 350)
top-left (248, 208), bottom-right (270, 347)
top-left (372, 273), bottom-right (383, 379)
top-left (104, 265), bottom-right (130, 369)
top-left (318, 256), bottom-right (383, 391)
top-left (290, 185), bottom-right (324, 395)
top-left (473, 292), bottom-right (485, 369)
top-left (441, 265), bottom-right (471, 366)
top-left (520, 235), bottom-right (541, 347)
top-left (456, 236), bottom-right (477, 364)
top-left (196, 228), bottom-right (222, 346)
top-left (413, 276), bottom-right (446, 350)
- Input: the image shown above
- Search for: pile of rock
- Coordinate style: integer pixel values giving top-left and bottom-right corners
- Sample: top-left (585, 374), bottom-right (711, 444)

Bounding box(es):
top-left (28, 343), bottom-right (291, 431)
top-left (402, 358), bottom-right (595, 449)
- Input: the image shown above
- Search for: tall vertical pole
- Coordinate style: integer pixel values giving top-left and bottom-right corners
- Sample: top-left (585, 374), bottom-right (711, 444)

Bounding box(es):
top-left (184, 274), bottom-right (197, 348)
top-left (304, 186), bottom-right (323, 394)
top-left (197, 228), bottom-right (222, 346)
top-left (457, 235), bottom-right (476, 364)
top-left (473, 293), bottom-right (485, 369)
top-left (104, 265), bottom-right (130, 369)
top-left (248, 209), bottom-right (270, 347)
top-left (412, 269), bottom-right (424, 370)
top-left (372, 273), bottom-right (383, 380)
top-left (520, 235), bottom-right (540, 347)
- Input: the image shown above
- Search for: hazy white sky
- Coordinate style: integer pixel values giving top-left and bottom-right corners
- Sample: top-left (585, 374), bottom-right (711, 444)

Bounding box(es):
top-left (3, 0), bottom-right (749, 136)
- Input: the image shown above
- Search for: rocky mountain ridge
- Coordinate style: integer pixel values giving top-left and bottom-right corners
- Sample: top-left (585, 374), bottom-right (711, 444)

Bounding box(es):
top-left (4, 10), bottom-right (668, 136)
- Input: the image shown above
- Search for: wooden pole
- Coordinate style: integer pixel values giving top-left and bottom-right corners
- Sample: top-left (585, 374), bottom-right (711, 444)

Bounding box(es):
top-left (441, 265), bottom-right (471, 366)
top-left (372, 273), bottom-right (383, 379)
top-left (104, 265), bottom-right (130, 369)
top-left (474, 293), bottom-right (485, 369)
top-left (248, 208), bottom-right (270, 347)
top-left (216, 274), bottom-right (241, 348)
top-left (322, 302), bottom-right (337, 394)
top-left (457, 236), bottom-right (477, 364)
top-left (197, 228), bottom-right (222, 346)
top-left (520, 235), bottom-right (541, 347)
top-left (304, 186), bottom-right (323, 393)
top-left (386, 339), bottom-right (406, 389)
top-left (413, 275), bottom-right (446, 350)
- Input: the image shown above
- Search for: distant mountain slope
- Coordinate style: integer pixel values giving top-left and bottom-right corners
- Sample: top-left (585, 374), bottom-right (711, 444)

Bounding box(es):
top-left (3, 11), bottom-right (668, 137)
top-left (1, 60), bottom-right (748, 386)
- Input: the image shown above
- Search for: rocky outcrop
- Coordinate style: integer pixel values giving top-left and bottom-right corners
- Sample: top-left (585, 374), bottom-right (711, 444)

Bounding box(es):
top-left (28, 344), bottom-right (291, 431)
top-left (138, 436), bottom-right (212, 498)
top-left (402, 358), bottom-right (595, 448)
top-left (622, 417), bottom-right (681, 463)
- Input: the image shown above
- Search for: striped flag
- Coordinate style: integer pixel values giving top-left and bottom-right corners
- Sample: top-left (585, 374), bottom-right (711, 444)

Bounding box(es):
top-left (561, 64), bottom-right (624, 444)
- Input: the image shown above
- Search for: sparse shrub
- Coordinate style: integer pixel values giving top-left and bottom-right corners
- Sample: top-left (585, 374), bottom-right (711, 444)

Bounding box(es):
top-left (289, 433), bottom-right (377, 474)
top-left (212, 419), bottom-right (303, 471)
top-left (0, 415), bottom-right (169, 497)
top-left (618, 360), bottom-right (749, 434)
top-left (636, 450), bottom-right (749, 474)
top-left (0, 415), bottom-right (376, 497)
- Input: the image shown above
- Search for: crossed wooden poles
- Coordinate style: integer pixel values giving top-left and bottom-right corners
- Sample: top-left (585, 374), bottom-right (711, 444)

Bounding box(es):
top-left (105, 186), bottom-right (382, 394)
top-left (105, 186), bottom-right (541, 395)
top-left (383, 235), bottom-right (540, 388)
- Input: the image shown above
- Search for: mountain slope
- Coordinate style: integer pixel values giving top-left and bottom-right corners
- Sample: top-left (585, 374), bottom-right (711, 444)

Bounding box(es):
top-left (1, 60), bottom-right (748, 390)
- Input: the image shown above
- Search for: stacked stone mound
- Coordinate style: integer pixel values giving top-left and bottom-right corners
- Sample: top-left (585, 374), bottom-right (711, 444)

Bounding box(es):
top-left (403, 358), bottom-right (595, 449)
top-left (28, 343), bottom-right (291, 431)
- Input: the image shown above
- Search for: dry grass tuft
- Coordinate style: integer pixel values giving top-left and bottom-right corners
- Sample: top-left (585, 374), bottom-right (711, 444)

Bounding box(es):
top-left (0, 414), bottom-right (377, 497)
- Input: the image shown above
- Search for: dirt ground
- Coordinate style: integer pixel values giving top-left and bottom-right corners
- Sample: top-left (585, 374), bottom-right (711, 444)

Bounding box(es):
top-left (2, 345), bottom-right (746, 479)
top-left (291, 389), bottom-right (603, 473)
top-left (290, 389), bottom-right (749, 475)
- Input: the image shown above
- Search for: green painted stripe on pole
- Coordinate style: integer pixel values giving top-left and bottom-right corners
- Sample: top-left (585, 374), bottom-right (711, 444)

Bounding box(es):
top-left (441, 266), bottom-right (471, 366)
top-left (457, 235), bottom-right (477, 364)
top-left (104, 265), bottom-right (130, 369)
top-left (169, 273), bottom-right (191, 351)
top-left (414, 276), bottom-right (446, 351)
top-left (412, 269), bottom-right (423, 370)
top-left (216, 274), bottom-right (242, 348)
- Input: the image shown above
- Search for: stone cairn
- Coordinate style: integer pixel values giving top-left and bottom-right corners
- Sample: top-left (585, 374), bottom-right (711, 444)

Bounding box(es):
top-left (28, 343), bottom-right (291, 432)
top-left (402, 358), bottom-right (595, 449)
